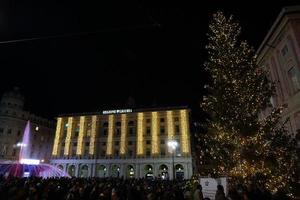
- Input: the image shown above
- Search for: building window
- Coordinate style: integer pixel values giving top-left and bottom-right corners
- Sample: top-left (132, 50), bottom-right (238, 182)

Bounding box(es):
top-left (129, 128), bottom-right (134, 135)
top-left (146, 119), bottom-right (151, 123)
top-left (174, 117), bottom-right (179, 122)
top-left (160, 127), bottom-right (165, 135)
top-left (288, 67), bottom-right (300, 92)
top-left (101, 150), bottom-right (106, 156)
top-left (146, 149), bottom-right (151, 156)
top-left (128, 150), bottom-right (133, 156)
top-left (75, 130), bottom-right (79, 137)
top-left (102, 142), bottom-right (106, 146)
top-left (103, 129), bottom-right (108, 136)
top-left (63, 129), bottom-right (67, 138)
top-left (175, 125), bottom-right (180, 133)
top-left (7, 129), bottom-right (12, 134)
top-left (160, 140), bottom-right (165, 144)
top-left (146, 127), bottom-right (151, 135)
top-left (61, 142), bottom-right (65, 147)
top-left (115, 122), bottom-right (121, 127)
top-left (85, 142), bottom-right (89, 146)
top-left (12, 149), bottom-right (16, 156)
top-left (160, 118), bottom-right (165, 123)
top-left (281, 45), bottom-right (288, 57)
top-left (0, 128), bottom-right (3, 134)
top-left (103, 122), bottom-right (108, 127)
top-left (17, 130), bottom-right (21, 136)
top-left (116, 128), bottom-right (120, 136)
top-left (146, 140), bottom-right (151, 145)
top-left (73, 142), bottom-right (77, 146)
top-left (115, 141), bottom-right (119, 146)
top-left (115, 150), bottom-right (119, 156)
top-left (128, 121), bottom-right (134, 126)
top-left (128, 141), bottom-right (133, 146)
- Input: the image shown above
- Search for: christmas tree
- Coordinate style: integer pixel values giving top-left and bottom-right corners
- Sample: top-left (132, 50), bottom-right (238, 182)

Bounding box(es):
top-left (198, 11), bottom-right (298, 196)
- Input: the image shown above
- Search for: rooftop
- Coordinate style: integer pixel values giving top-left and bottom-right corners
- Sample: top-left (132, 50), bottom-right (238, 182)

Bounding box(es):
top-left (256, 6), bottom-right (300, 58)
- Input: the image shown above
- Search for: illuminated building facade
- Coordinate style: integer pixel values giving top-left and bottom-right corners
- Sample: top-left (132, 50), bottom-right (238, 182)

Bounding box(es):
top-left (50, 107), bottom-right (193, 179)
top-left (257, 6), bottom-right (300, 136)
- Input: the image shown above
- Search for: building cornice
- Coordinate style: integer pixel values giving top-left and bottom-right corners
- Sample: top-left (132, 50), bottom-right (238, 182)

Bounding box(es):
top-left (57, 106), bottom-right (190, 118)
top-left (256, 6), bottom-right (300, 63)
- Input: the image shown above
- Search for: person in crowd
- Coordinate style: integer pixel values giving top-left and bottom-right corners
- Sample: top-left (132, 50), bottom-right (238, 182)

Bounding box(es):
top-left (193, 184), bottom-right (204, 200)
top-left (0, 176), bottom-right (281, 200)
top-left (215, 184), bottom-right (226, 200)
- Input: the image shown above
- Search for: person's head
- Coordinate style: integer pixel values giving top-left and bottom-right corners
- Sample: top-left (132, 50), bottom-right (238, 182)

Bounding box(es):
top-left (197, 184), bottom-right (202, 190)
top-left (217, 185), bottom-right (224, 191)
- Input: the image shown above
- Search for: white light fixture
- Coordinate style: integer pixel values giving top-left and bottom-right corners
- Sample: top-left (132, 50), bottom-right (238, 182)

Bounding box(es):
top-left (19, 158), bottom-right (40, 165)
top-left (35, 126), bottom-right (39, 131)
top-left (16, 143), bottom-right (27, 147)
top-left (167, 140), bottom-right (178, 150)
top-left (23, 172), bottom-right (30, 177)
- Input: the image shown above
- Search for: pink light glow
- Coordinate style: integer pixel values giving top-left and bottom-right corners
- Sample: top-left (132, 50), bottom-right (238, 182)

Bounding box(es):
top-left (19, 121), bottom-right (31, 161)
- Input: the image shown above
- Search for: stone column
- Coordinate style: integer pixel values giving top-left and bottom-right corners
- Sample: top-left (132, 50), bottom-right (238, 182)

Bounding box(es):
top-left (167, 163), bottom-right (173, 180)
top-left (120, 164), bottom-right (124, 178)
top-left (186, 162), bottom-right (193, 179)
top-left (153, 163), bottom-right (158, 178)
top-left (75, 164), bottom-right (80, 177)
top-left (136, 164), bottom-right (140, 178)
top-left (88, 164), bottom-right (93, 177)
top-left (63, 163), bottom-right (67, 173)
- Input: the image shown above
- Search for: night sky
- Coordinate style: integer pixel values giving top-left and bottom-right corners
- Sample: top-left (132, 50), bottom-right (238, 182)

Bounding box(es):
top-left (0, 1), bottom-right (299, 120)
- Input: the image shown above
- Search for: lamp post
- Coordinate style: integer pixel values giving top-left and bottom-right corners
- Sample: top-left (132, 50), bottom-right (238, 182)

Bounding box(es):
top-left (167, 140), bottom-right (178, 180)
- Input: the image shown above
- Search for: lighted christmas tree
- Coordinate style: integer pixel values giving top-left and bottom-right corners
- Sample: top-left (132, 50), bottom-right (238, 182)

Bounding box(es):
top-left (198, 12), bottom-right (298, 196)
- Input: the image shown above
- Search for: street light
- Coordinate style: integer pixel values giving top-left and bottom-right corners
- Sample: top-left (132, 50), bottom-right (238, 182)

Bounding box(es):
top-left (167, 140), bottom-right (178, 180)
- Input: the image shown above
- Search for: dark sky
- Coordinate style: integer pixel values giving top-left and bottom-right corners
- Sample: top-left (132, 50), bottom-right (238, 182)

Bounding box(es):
top-left (0, 1), bottom-right (299, 119)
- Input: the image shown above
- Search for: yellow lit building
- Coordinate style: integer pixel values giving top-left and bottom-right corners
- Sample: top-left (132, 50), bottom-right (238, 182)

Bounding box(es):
top-left (50, 107), bottom-right (193, 179)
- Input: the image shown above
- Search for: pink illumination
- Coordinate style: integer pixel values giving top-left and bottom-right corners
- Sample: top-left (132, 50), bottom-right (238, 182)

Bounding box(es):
top-left (0, 120), bottom-right (71, 178)
top-left (19, 121), bottom-right (31, 161)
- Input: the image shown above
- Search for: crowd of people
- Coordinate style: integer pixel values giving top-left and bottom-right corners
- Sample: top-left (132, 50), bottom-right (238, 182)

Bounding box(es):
top-left (0, 176), bottom-right (292, 200)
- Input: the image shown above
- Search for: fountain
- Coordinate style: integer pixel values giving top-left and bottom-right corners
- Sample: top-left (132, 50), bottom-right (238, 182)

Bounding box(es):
top-left (0, 121), bottom-right (70, 178)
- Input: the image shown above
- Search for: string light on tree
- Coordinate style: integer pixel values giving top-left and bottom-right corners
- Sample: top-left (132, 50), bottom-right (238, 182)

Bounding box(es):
top-left (196, 11), bottom-right (298, 196)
